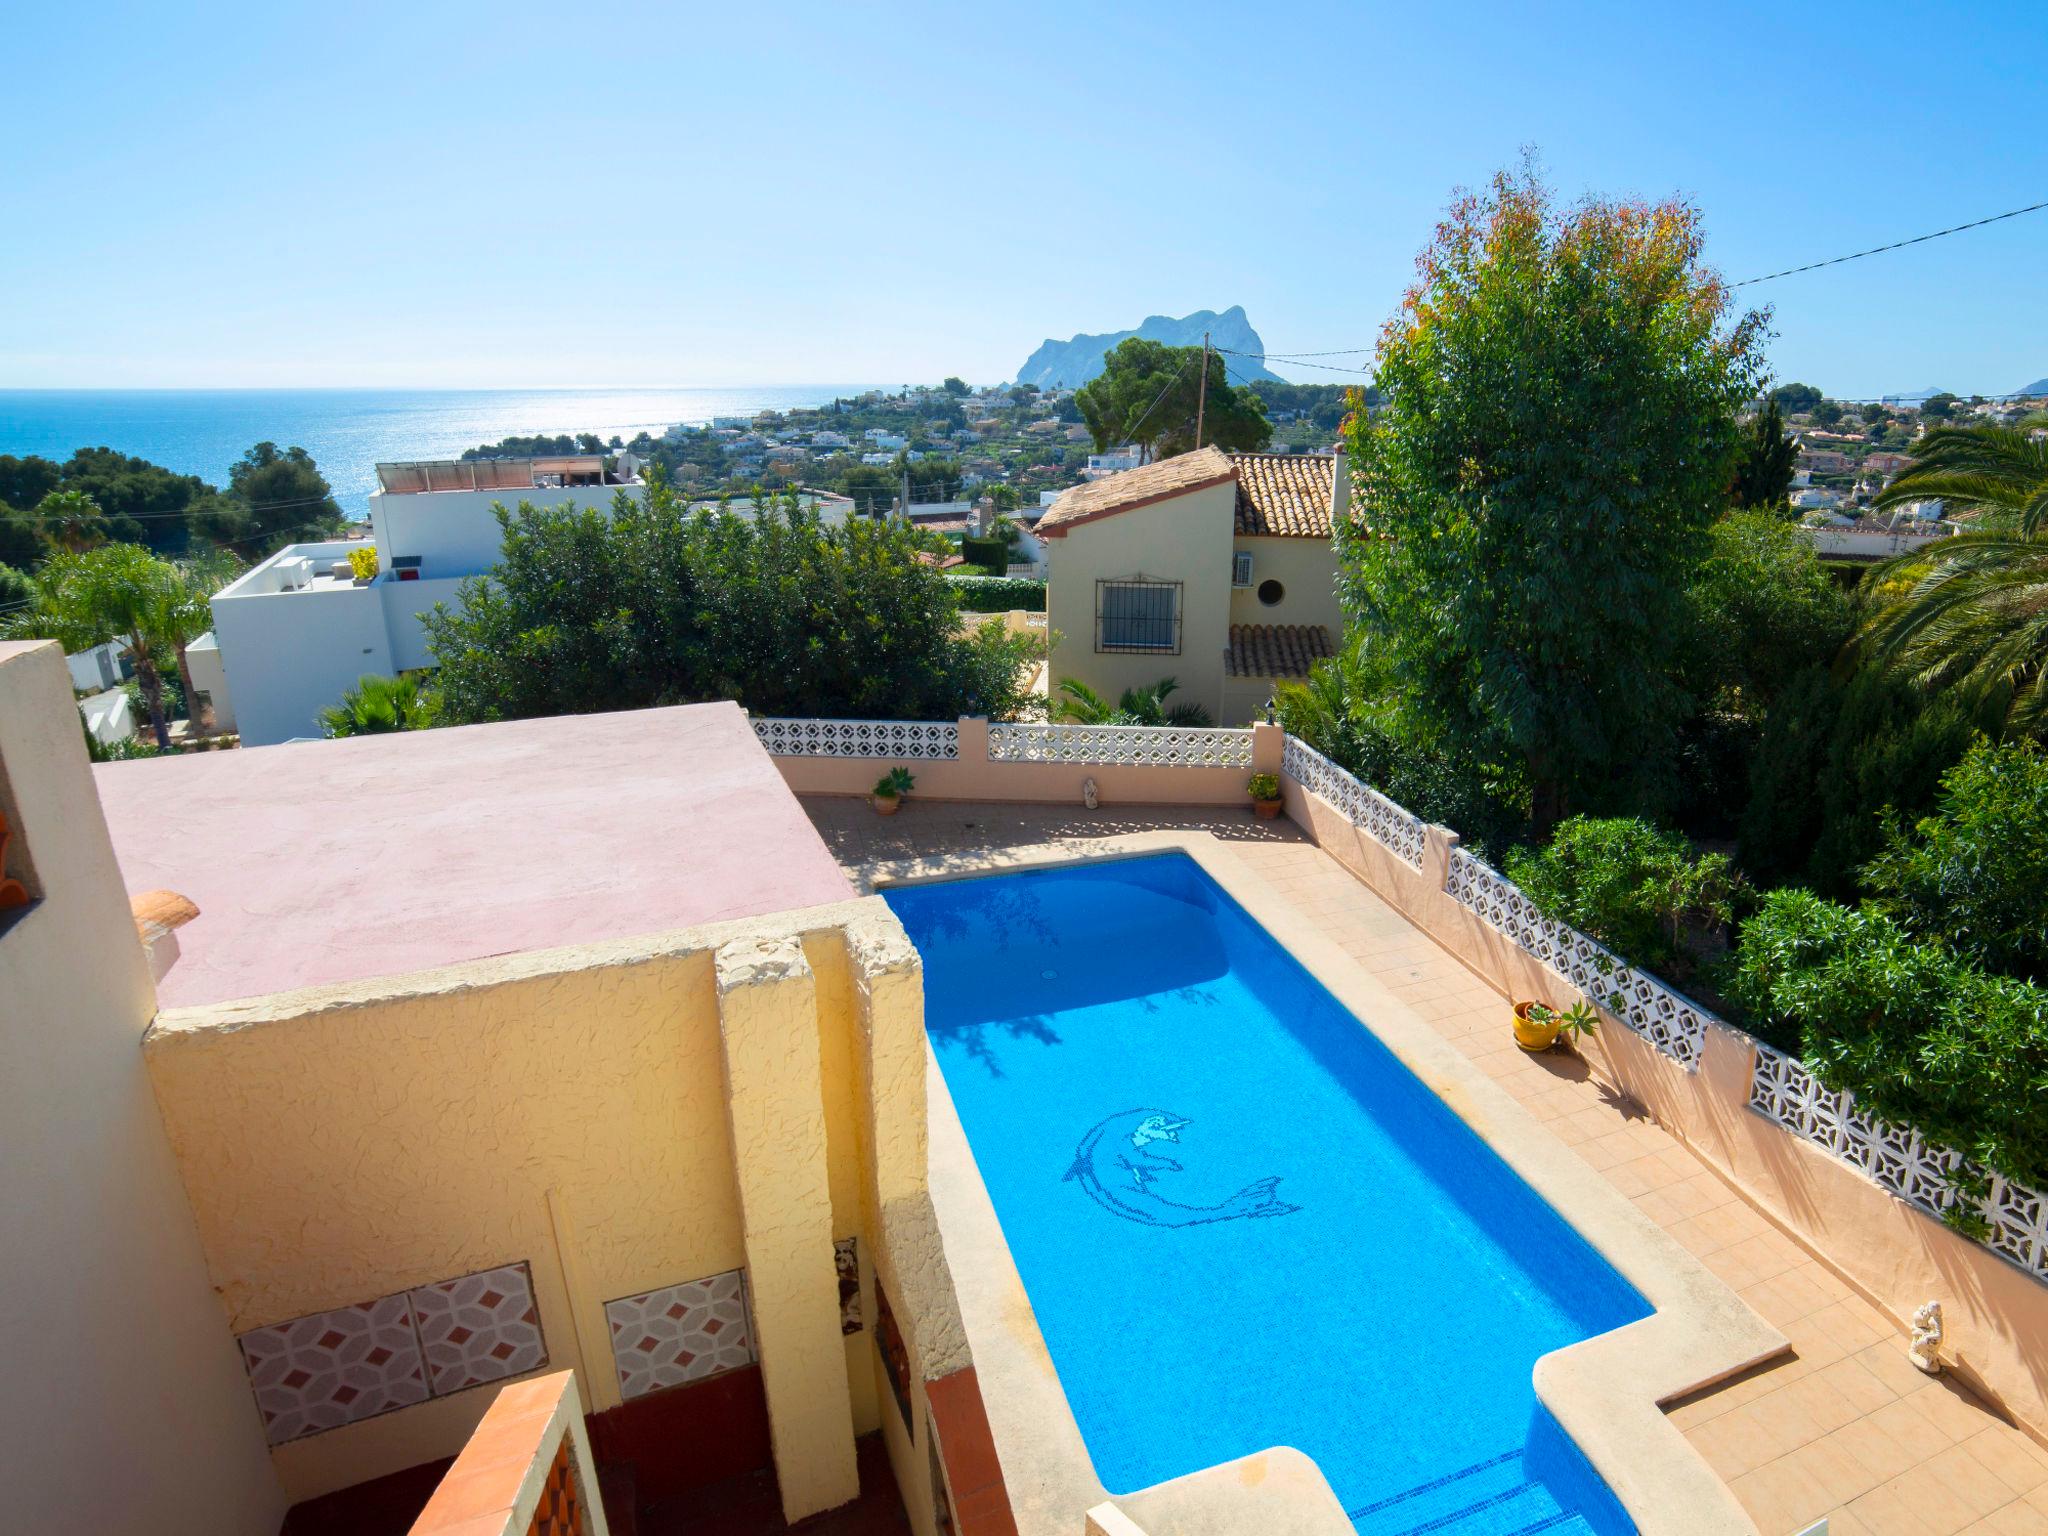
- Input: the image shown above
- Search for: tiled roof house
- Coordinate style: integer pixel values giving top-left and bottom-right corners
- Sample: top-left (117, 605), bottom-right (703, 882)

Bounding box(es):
top-left (1040, 448), bottom-right (1349, 724)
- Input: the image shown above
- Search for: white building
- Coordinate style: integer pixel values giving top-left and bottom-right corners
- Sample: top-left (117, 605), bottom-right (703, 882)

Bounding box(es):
top-left (208, 455), bottom-right (645, 747)
top-left (863, 430), bottom-right (907, 451)
top-left (206, 457), bottom-right (856, 747)
top-left (1083, 445), bottom-right (1144, 479)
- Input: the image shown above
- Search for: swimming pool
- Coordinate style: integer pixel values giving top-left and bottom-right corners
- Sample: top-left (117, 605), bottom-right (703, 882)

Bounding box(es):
top-left (886, 852), bottom-right (1652, 1536)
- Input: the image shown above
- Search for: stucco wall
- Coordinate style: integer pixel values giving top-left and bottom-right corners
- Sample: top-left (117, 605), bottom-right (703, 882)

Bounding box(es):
top-left (1280, 771), bottom-right (2048, 1443)
top-left (0, 641), bottom-right (284, 1536)
top-left (372, 483), bottom-right (645, 579)
top-left (143, 898), bottom-right (897, 1503)
top-left (767, 718), bottom-right (1284, 806)
top-left (1046, 481), bottom-right (1237, 721)
top-left (1226, 535), bottom-right (1342, 635)
top-left (211, 576), bottom-right (395, 744)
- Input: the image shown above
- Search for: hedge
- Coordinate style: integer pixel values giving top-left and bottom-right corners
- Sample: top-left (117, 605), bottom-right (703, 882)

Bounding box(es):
top-left (1727, 887), bottom-right (2048, 1193)
top-left (961, 535), bottom-right (1010, 572)
top-left (947, 575), bottom-right (1046, 613)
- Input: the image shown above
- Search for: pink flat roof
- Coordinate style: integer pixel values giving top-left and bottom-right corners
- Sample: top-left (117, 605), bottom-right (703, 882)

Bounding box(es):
top-left (95, 701), bottom-right (855, 1009)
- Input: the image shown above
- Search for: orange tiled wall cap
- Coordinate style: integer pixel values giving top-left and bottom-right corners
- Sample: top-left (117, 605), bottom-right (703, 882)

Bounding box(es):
top-left (131, 888), bottom-right (200, 937)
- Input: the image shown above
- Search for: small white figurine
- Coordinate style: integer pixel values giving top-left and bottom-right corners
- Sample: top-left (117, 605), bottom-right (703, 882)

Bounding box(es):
top-left (1909, 1300), bottom-right (1943, 1375)
top-left (1082, 776), bottom-right (1099, 810)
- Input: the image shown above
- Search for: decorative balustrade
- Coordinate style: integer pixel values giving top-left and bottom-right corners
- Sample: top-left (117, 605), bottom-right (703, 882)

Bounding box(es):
top-left (1444, 848), bottom-right (1709, 1069)
top-left (751, 717), bottom-right (959, 760)
top-left (1749, 1043), bottom-right (2048, 1282)
top-left (1279, 736), bottom-right (1427, 868)
top-left (985, 723), bottom-right (1253, 768)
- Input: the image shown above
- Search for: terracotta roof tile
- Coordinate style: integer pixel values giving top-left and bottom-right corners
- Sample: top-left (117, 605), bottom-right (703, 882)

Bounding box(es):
top-left (1225, 623), bottom-right (1335, 679)
top-left (1231, 453), bottom-right (1336, 537)
top-left (1037, 446), bottom-right (1236, 536)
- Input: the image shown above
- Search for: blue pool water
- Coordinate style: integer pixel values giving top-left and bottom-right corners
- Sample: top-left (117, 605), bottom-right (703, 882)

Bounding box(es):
top-left (885, 854), bottom-right (1650, 1536)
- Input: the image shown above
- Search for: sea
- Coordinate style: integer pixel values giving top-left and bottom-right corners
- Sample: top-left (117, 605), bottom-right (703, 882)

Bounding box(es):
top-left (0, 387), bottom-right (879, 518)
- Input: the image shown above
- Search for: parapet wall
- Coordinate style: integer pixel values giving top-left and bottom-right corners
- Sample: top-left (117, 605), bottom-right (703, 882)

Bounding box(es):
top-left (1280, 755), bottom-right (2048, 1443)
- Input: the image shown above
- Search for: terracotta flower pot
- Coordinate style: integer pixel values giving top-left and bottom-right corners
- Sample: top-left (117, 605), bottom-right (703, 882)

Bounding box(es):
top-left (1253, 798), bottom-right (1283, 820)
top-left (873, 795), bottom-right (901, 817)
top-left (1512, 1000), bottom-right (1560, 1053)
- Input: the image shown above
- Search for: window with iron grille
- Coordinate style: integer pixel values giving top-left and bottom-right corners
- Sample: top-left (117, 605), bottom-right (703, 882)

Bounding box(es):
top-left (1096, 579), bottom-right (1181, 653)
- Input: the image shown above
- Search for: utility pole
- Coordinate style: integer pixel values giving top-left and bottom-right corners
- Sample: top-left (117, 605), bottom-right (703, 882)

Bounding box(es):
top-left (1195, 330), bottom-right (1210, 449)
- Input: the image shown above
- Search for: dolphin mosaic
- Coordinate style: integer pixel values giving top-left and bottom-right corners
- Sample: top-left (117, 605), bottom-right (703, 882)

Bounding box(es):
top-left (1065, 1108), bottom-right (1300, 1228)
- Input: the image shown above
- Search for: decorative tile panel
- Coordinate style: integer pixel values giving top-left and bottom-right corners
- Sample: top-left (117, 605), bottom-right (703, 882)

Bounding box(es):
top-left (986, 723), bottom-right (1253, 768)
top-left (836, 1237), bottom-right (862, 1335)
top-left (1280, 735), bottom-right (1426, 867)
top-left (237, 1294), bottom-right (428, 1445)
top-left (751, 717), bottom-right (959, 759)
top-left (1444, 846), bottom-right (1707, 1069)
top-left (409, 1262), bottom-right (547, 1395)
top-left (604, 1269), bottom-right (755, 1400)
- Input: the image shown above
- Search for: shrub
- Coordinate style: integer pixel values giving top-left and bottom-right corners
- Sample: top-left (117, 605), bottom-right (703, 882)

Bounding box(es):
top-left (423, 479), bottom-right (1043, 725)
top-left (1246, 773), bottom-right (1280, 801)
top-left (1728, 888), bottom-right (2048, 1190)
top-left (960, 535), bottom-right (1009, 573)
top-left (347, 545), bottom-right (379, 580)
top-left (946, 575), bottom-right (1045, 613)
top-left (1504, 816), bottom-right (1741, 983)
top-left (1861, 737), bottom-right (2048, 982)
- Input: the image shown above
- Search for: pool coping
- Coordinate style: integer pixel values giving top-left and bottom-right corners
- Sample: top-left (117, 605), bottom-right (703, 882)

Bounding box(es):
top-left (857, 831), bottom-right (1788, 1536)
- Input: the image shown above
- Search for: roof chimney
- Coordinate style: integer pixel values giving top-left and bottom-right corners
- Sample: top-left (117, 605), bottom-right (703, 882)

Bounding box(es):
top-left (1329, 450), bottom-right (1352, 528)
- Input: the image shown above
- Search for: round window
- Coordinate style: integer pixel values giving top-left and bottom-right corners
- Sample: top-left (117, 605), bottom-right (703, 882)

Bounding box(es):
top-left (1257, 578), bottom-right (1285, 607)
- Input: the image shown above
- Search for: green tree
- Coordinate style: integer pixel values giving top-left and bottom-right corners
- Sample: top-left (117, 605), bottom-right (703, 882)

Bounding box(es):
top-left (421, 474), bottom-right (1040, 725)
top-left (1920, 391), bottom-right (1960, 422)
top-left (1861, 737), bottom-right (2048, 982)
top-left (192, 442), bottom-right (345, 557)
top-left (9, 544), bottom-right (189, 747)
top-left (1052, 675), bottom-right (1211, 726)
top-left (1856, 421), bottom-right (2048, 731)
top-left (1338, 160), bottom-right (1767, 829)
top-left (1686, 510), bottom-right (1853, 710)
top-left (942, 376), bottom-right (970, 396)
top-left (1770, 382), bottom-right (1822, 414)
top-left (0, 562), bottom-right (33, 613)
top-left (1730, 397), bottom-right (1800, 509)
top-left (33, 489), bottom-right (115, 553)
top-left (0, 504), bottom-right (49, 570)
top-left (1074, 338), bottom-right (1271, 462)
top-left (58, 447), bottom-right (214, 553)
top-left (1810, 398), bottom-right (1845, 429)
top-left (321, 674), bottom-right (431, 737)
top-left (1504, 815), bottom-right (1741, 983)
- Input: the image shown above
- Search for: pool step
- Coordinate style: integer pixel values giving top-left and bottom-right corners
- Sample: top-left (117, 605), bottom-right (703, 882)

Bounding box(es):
top-left (1346, 1450), bottom-right (1598, 1536)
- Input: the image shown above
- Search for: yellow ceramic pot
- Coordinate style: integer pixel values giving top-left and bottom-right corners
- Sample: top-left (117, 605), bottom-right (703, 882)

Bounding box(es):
top-left (1512, 1000), bottom-right (1560, 1052)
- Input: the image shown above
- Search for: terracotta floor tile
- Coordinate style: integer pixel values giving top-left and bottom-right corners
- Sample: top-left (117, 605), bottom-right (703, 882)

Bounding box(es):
top-left (1957, 1427), bottom-right (2048, 1502)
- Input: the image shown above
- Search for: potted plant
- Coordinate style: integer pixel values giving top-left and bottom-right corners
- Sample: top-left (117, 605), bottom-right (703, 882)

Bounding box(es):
top-left (1247, 772), bottom-right (1283, 819)
top-left (872, 767), bottom-right (915, 816)
top-left (1512, 998), bottom-right (1599, 1053)
top-left (347, 546), bottom-right (379, 585)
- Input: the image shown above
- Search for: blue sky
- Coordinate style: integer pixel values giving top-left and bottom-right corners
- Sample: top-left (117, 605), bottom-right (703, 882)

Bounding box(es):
top-left (4, 0), bottom-right (2043, 396)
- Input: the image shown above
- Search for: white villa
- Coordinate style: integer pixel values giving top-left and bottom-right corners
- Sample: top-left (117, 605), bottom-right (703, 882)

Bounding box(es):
top-left (204, 454), bottom-right (855, 745)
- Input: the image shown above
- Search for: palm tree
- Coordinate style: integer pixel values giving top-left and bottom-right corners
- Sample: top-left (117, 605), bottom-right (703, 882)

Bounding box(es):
top-left (10, 545), bottom-right (186, 748)
top-left (33, 489), bottom-right (107, 553)
top-left (168, 551), bottom-right (242, 734)
top-left (1053, 675), bottom-right (1212, 726)
top-left (1856, 418), bottom-right (2048, 732)
top-left (1874, 420), bottom-right (2048, 530)
top-left (320, 674), bottom-right (428, 737)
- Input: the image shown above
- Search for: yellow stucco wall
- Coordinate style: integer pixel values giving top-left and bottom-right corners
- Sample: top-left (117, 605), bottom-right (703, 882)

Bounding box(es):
top-left (143, 898), bottom-right (893, 1503)
top-left (1046, 481), bottom-right (1238, 721)
top-left (1227, 535), bottom-right (1343, 635)
top-left (0, 641), bottom-right (284, 1536)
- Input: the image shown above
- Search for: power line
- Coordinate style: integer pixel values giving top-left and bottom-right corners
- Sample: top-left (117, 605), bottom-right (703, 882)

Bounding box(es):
top-left (1215, 347), bottom-right (1375, 377)
top-left (1731, 199), bottom-right (2048, 287)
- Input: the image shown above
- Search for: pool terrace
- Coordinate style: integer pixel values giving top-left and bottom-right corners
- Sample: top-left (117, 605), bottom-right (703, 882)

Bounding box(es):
top-left (799, 794), bottom-right (2048, 1536)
